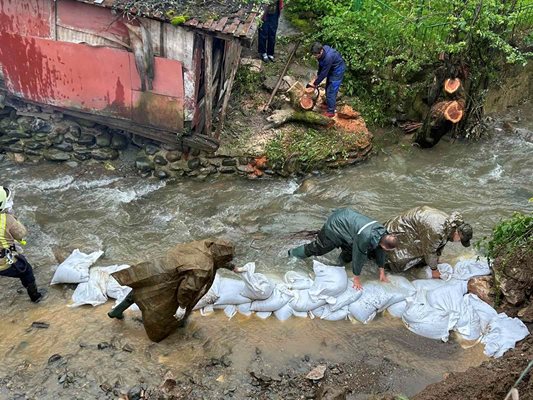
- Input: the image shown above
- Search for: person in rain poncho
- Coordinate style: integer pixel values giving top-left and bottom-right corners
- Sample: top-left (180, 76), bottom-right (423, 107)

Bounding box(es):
top-left (288, 208), bottom-right (398, 290)
top-left (108, 238), bottom-right (235, 342)
top-left (384, 206), bottom-right (473, 278)
top-left (0, 186), bottom-right (44, 303)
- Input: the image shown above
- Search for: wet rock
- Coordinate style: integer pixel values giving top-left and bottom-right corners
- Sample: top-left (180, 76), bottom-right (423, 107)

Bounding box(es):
top-left (145, 144), bottom-right (160, 155)
top-left (95, 131), bottom-right (112, 147)
top-left (220, 354), bottom-right (232, 367)
top-left (30, 119), bottom-right (53, 133)
top-left (51, 133), bottom-right (64, 145)
top-left (191, 148), bottom-right (201, 157)
top-left (91, 148), bottom-right (119, 160)
top-left (237, 164), bottom-right (255, 174)
top-left (467, 276), bottom-right (495, 305)
top-left (72, 117), bottom-right (96, 127)
top-left (154, 155), bottom-right (168, 165)
top-left (66, 161), bottom-right (79, 168)
top-left (44, 149), bottom-right (71, 162)
top-left (155, 170), bottom-right (169, 180)
top-left (98, 342), bottom-right (111, 350)
top-left (188, 158), bottom-right (201, 170)
top-left (53, 142), bottom-right (73, 152)
top-left (250, 370), bottom-right (272, 385)
top-left (0, 136), bottom-right (20, 146)
top-left (306, 365), bottom-right (327, 380)
top-left (73, 151), bottom-right (91, 161)
top-left (221, 158), bottom-right (237, 167)
top-left (165, 150), bottom-right (182, 162)
top-left (31, 321), bottom-right (50, 329)
top-left (169, 160), bottom-right (188, 172)
top-left (518, 303), bottom-right (533, 322)
top-left (135, 156), bottom-right (155, 172)
top-left (316, 385), bottom-right (347, 400)
top-left (100, 382), bottom-right (113, 393)
top-left (110, 133), bottom-right (129, 150)
top-left (11, 153), bottom-right (26, 163)
top-left (6, 130), bottom-right (32, 139)
top-left (48, 354), bottom-right (62, 364)
top-left (219, 166), bottom-right (236, 174)
top-left (23, 148), bottom-right (42, 157)
top-left (128, 385), bottom-right (143, 400)
top-left (162, 142), bottom-right (183, 151)
top-left (77, 133), bottom-right (96, 146)
top-left (6, 143), bottom-right (24, 153)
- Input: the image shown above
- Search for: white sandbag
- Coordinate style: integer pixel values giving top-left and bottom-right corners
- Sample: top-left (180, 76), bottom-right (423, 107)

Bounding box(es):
top-left (402, 291), bottom-right (451, 341)
top-left (101, 265), bottom-right (131, 300)
top-left (387, 300), bottom-right (407, 318)
top-left (412, 279), bottom-right (450, 291)
top-left (348, 300), bottom-right (377, 324)
top-left (194, 274), bottom-right (221, 310)
top-left (465, 294), bottom-right (498, 329)
top-left (292, 310), bottom-right (308, 318)
top-left (284, 271), bottom-right (314, 290)
top-left (51, 249), bottom-right (103, 284)
top-left (256, 311), bottom-right (272, 319)
top-left (308, 261), bottom-right (348, 301)
top-left (329, 284), bottom-right (363, 312)
top-left (454, 298), bottom-right (483, 341)
top-left (214, 277), bottom-right (251, 306)
top-left (237, 303), bottom-right (253, 316)
top-left (238, 262), bottom-right (275, 300)
top-left (481, 313), bottom-right (530, 358)
top-left (354, 276), bottom-right (416, 314)
top-left (290, 289), bottom-right (327, 312)
top-left (70, 267), bottom-right (108, 307)
top-left (223, 305), bottom-right (237, 319)
top-left (200, 304), bottom-right (214, 316)
top-left (250, 284), bottom-right (292, 312)
top-left (274, 304), bottom-right (293, 321)
top-left (452, 259), bottom-right (491, 280)
top-left (424, 263), bottom-right (453, 280)
top-left (308, 306), bottom-right (325, 319)
top-left (426, 280), bottom-right (468, 331)
top-left (320, 305), bottom-right (349, 321)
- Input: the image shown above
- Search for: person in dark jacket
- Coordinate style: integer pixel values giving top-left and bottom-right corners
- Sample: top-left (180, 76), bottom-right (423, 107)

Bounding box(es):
top-left (384, 206), bottom-right (473, 278)
top-left (309, 42), bottom-right (346, 117)
top-left (288, 208), bottom-right (398, 290)
top-left (108, 238), bottom-right (236, 342)
top-left (258, 0), bottom-right (284, 62)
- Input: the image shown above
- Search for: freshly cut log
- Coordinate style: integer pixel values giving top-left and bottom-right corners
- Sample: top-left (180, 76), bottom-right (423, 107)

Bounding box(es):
top-left (444, 78), bottom-right (461, 94)
top-left (399, 121), bottom-right (422, 133)
top-left (431, 100), bottom-right (464, 123)
top-left (299, 87), bottom-right (316, 110)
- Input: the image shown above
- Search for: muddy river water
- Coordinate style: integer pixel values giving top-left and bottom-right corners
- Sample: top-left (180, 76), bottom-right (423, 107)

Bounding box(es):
top-left (0, 106), bottom-right (531, 399)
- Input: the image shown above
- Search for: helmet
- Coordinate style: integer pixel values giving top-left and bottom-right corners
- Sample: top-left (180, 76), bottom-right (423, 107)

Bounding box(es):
top-left (0, 186), bottom-right (12, 212)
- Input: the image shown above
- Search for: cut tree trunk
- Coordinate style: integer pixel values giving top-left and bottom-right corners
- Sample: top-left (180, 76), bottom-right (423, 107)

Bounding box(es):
top-left (299, 87), bottom-right (317, 110)
top-left (266, 109), bottom-right (332, 128)
top-left (444, 78), bottom-right (461, 94)
top-left (431, 100), bottom-right (464, 123)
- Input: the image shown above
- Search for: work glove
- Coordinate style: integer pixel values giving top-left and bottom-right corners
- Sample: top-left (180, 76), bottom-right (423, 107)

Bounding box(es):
top-left (288, 245), bottom-right (306, 259)
top-left (173, 306), bottom-right (187, 321)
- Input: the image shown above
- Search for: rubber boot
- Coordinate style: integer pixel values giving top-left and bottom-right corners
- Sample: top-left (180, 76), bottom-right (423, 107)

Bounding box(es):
top-left (108, 292), bottom-right (134, 320)
top-left (288, 245), bottom-right (306, 259)
top-left (26, 281), bottom-right (43, 303)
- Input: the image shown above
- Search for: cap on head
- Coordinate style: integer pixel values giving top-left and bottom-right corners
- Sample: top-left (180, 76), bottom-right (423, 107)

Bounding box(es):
top-left (0, 186), bottom-right (9, 212)
top-left (457, 223), bottom-right (473, 247)
top-left (206, 238), bottom-right (235, 268)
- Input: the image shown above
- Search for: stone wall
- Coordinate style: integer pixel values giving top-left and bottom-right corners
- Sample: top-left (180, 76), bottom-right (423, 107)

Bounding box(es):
top-left (0, 101), bottom-right (373, 179)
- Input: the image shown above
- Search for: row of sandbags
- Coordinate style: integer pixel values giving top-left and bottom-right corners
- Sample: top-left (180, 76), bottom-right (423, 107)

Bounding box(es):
top-left (50, 249), bottom-right (138, 310)
top-left (195, 260), bottom-right (529, 358)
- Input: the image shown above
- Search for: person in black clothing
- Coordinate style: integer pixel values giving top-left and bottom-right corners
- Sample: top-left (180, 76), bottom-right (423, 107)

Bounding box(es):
top-left (258, 0), bottom-right (284, 63)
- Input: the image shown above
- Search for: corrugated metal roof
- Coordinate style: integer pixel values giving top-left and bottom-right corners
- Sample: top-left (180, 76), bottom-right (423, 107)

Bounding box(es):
top-left (74, 0), bottom-right (259, 44)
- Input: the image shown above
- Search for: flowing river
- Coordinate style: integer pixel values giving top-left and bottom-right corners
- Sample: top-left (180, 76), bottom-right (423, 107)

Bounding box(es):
top-left (0, 105), bottom-right (531, 399)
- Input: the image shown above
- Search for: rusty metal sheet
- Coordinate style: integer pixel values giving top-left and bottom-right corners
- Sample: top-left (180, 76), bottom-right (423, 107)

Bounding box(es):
top-left (0, 32), bottom-right (132, 118)
top-left (132, 90), bottom-right (183, 131)
top-left (57, 0), bottom-right (130, 43)
top-left (0, 0), bottom-right (52, 37)
top-left (56, 25), bottom-right (126, 49)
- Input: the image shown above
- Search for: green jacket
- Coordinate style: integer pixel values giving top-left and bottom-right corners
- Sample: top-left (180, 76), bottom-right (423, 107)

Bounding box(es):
top-left (324, 208), bottom-right (387, 276)
top-left (384, 206), bottom-right (459, 271)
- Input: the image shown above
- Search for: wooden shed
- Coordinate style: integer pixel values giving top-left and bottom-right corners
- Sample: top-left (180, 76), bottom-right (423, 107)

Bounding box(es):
top-left (0, 0), bottom-right (260, 150)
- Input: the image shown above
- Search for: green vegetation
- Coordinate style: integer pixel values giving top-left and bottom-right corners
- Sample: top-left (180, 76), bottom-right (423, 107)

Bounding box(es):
top-left (233, 65), bottom-right (263, 98)
top-left (265, 127), bottom-right (366, 170)
top-left (286, 0), bottom-right (533, 126)
top-left (170, 15), bottom-right (189, 25)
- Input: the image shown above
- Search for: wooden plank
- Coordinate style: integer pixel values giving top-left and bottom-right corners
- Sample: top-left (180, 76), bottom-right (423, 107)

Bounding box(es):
top-left (236, 13), bottom-right (257, 37)
top-left (203, 19), bottom-right (215, 30)
top-left (215, 39), bottom-right (242, 139)
top-left (204, 35), bottom-right (214, 136)
top-left (185, 18), bottom-right (199, 27)
top-left (223, 18), bottom-right (241, 35)
top-left (214, 17), bottom-right (229, 32)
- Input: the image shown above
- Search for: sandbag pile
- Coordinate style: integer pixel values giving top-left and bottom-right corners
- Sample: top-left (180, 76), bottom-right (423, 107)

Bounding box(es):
top-left (50, 249), bottom-right (138, 310)
top-left (196, 259), bottom-right (529, 358)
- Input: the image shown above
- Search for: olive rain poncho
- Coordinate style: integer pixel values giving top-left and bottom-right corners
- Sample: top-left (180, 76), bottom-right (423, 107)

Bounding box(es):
top-left (113, 239), bottom-right (234, 342)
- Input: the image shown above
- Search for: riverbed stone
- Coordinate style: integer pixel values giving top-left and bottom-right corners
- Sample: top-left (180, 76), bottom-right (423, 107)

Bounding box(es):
top-left (51, 133), bottom-right (64, 145)
top-left (30, 119), bottom-right (53, 133)
top-left (0, 136), bottom-right (20, 146)
top-left (95, 131), bottom-right (112, 147)
top-left (91, 148), bottom-right (119, 160)
top-left (145, 144), bottom-right (159, 155)
top-left (24, 148), bottom-right (43, 157)
top-left (169, 160), bottom-right (189, 172)
top-left (25, 141), bottom-right (45, 150)
top-left (77, 133), bottom-right (95, 146)
top-left (110, 133), bottom-right (129, 150)
top-left (73, 151), bottom-right (91, 161)
top-left (16, 116), bottom-right (33, 132)
top-left (6, 143), bottom-right (24, 153)
top-left (6, 129), bottom-right (32, 139)
top-left (222, 158), bottom-right (237, 167)
top-left (53, 142), bottom-right (73, 152)
top-left (136, 156), bottom-right (155, 172)
top-left (154, 155), bottom-right (168, 165)
top-left (165, 150), bottom-right (182, 162)
top-left (219, 166), bottom-right (236, 174)
top-left (155, 170), bottom-right (169, 179)
top-left (188, 158), bottom-right (201, 170)
top-left (32, 132), bottom-right (49, 142)
top-left (44, 149), bottom-right (71, 162)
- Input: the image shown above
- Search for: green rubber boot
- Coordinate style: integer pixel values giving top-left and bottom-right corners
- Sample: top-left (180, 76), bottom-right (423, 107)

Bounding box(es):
top-left (288, 245), bottom-right (307, 259)
top-left (108, 292), bottom-right (134, 320)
